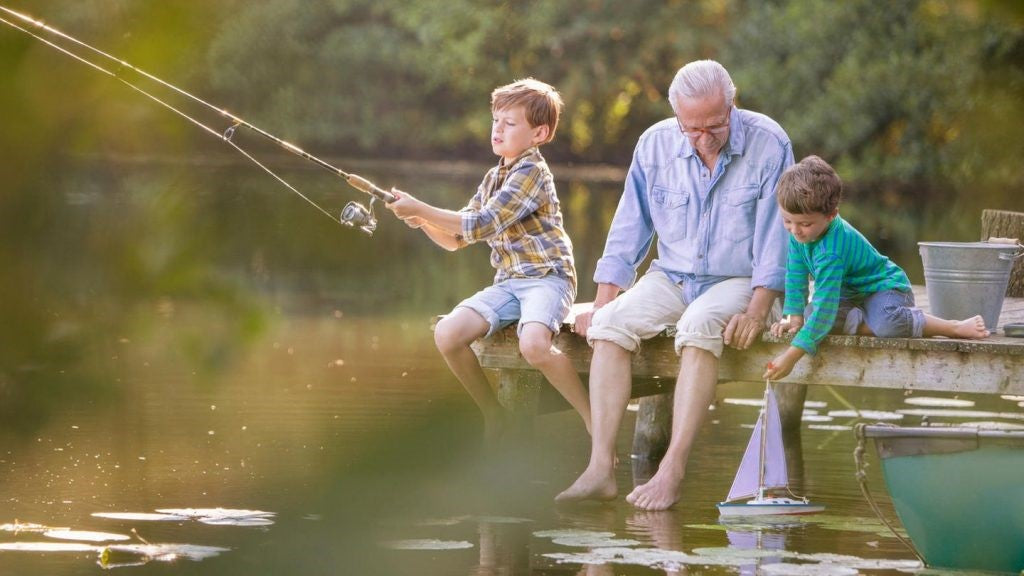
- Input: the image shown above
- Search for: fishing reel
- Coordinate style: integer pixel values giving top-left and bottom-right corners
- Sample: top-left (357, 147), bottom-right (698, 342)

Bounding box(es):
top-left (340, 197), bottom-right (378, 236)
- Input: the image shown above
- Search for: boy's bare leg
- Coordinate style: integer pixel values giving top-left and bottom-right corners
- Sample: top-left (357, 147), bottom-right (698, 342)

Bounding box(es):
top-left (555, 340), bottom-right (632, 502)
top-left (922, 314), bottom-right (989, 339)
top-left (434, 308), bottom-right (504, 441)
top-left (625, 346), bottom-right (717, 511)
top-left (518, 322), bottom-right (592, 434)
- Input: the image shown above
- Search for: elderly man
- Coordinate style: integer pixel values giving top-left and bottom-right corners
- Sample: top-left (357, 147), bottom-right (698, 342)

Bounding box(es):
top-left (556, 60), bottom-right (792, 510)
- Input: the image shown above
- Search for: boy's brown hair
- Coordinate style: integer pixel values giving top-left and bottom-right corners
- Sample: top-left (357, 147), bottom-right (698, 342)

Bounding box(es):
top-left (491, 78), bottom-right (563, 144)
top-left (776, 155), bottom-right (843, 215)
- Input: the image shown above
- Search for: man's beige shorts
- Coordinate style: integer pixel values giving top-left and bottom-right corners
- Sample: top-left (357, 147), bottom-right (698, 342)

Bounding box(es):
top-left (587, 271), bottom-right (776, 358)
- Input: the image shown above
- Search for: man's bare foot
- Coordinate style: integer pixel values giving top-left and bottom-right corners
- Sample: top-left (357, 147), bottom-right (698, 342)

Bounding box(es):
top-left (954, 316), bottom-right (990, 339)
top-left (625, 470), bottom-right (683, 511)
top-left (555, 465), bottom-right (617, 503)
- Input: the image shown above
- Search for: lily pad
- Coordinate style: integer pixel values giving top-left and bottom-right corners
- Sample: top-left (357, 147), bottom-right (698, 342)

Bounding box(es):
top-left (92, 512), bottom-right (189, 522)
top-left (551, 536), bottom-right (641, 548)
top-left (44, 529), bottom-right (131, 542)
top-left (382, 539), bottom-right (474, 550)
top-left (0, 541), bottom-right (100, 552)
top-left (903, 397), bottom-right (974, 408)
top-left (759, 562), bottom-right (858, 575)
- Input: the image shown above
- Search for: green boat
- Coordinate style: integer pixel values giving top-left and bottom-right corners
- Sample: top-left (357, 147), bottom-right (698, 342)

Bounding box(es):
top-left (857, 424), bottom-right (1024, 573)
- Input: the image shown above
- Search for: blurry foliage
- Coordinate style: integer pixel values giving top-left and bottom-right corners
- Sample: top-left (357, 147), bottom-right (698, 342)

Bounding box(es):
top-left (0, 0), bottom-right (1022, 425)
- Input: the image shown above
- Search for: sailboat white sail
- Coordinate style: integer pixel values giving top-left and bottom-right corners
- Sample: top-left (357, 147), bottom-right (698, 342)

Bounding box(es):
top-left (717, 381), bottom-right (824, 516)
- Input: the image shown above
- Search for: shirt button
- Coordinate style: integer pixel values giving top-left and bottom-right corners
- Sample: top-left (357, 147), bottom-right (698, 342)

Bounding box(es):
top-left (698, 254), bottom-right (704, 259)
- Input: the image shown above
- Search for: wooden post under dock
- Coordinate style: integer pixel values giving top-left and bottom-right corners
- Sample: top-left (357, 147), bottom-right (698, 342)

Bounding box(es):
top-left (470, 286), bottom-right (1024, 459)
top-left (981, 209), bottom-right (1024, 297)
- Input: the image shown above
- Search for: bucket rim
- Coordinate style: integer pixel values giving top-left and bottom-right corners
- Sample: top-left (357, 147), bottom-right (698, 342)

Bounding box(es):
top-left (917, 241), bottom-right (1018, 250)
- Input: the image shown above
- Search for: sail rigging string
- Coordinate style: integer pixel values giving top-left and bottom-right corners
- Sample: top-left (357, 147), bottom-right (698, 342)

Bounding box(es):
top-left (0, 5), bottom-right (395, 226)
top-left (852, 424), bottom-right (926, 564)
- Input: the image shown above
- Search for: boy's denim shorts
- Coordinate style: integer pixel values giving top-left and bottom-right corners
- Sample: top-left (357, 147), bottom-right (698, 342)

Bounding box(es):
top-left (454, 275), bottom-right (574, 338)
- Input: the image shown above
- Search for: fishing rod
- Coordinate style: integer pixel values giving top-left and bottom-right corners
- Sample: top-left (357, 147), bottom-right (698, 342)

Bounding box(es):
top-left (0, 4), bottom-right (393, 235)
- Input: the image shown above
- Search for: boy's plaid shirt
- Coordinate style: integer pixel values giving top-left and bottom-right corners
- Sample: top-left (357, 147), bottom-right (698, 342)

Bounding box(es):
top-left (458, 147), bottom-right (576, 290)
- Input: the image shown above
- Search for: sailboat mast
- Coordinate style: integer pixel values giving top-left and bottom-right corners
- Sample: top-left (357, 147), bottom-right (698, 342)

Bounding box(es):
top-left (757, 381), bottom-right (771, 499)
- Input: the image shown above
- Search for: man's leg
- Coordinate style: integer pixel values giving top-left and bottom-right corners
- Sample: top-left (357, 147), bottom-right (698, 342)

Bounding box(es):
top-left (434, 307), bottom-right (501, 440)
top-left (556, 271), bottom-right (687, 502)
top-left (626, 277), bottom-right (756, 510)
top-left (555, 340), bottom-right (633, 502)
top-left (625, 346), bottom-right (717, 510)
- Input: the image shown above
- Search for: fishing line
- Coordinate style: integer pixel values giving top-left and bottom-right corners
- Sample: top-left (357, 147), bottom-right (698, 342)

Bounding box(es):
top-left (0, 5), bottom-right (394, 233)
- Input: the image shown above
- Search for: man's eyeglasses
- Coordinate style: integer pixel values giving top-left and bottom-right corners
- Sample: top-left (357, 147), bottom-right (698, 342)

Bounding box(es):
top-left (677, 117), bottom-right (730, 138)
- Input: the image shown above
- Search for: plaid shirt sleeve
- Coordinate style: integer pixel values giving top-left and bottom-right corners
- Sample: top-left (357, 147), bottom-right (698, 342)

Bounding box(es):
top-left (460, 162), bottom-right (545, 243)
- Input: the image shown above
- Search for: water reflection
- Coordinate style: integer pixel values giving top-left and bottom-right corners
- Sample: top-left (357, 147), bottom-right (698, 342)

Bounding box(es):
top-left (2, 159), bottom-right (1019, 574)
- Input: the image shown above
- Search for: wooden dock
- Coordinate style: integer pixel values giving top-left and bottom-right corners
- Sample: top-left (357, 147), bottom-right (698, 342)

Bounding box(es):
top-left (470, 286), bottom-right (1024, 454)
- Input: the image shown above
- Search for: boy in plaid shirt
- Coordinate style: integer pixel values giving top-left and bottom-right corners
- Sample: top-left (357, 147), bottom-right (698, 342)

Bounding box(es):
top-left (387, 79), bottom-right (590, 441)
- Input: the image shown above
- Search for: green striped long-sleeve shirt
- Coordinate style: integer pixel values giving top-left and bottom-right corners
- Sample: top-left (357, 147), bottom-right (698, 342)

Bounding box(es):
top-left (784, 215), bottom-right (911, 355)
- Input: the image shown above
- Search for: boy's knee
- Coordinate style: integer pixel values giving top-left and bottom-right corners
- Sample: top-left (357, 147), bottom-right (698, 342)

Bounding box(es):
top-left (434, 317), bottom-right (469, 354)
top-left (870, 305), bottom-right (913, 338)
top-left (518, 330), bottom-right (553, 366)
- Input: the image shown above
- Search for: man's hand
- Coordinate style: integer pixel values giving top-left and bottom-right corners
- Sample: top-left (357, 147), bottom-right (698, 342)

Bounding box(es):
top-left (572, 309), bottom-right (596, 337)
top-left (723, 312), bottom-right (767, 350)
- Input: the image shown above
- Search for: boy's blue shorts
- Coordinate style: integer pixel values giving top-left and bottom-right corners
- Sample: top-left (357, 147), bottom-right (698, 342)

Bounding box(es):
top-left (454, 275), bottom-right (574, 338)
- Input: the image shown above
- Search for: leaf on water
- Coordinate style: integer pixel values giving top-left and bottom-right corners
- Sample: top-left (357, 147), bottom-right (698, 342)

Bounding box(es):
top-left (1, 521), bottom-right (62, 533)
top-left (896, 408), bottom-right (1024, 420)
top-left (198, 516), bottom-right (274, 527)
top-left (101, 543), bottom-right (230, 565)
top-left (691, 546), bottom-right (798, 560)
top-left (92, 512), bottom-right (189, 522)
top-left (44, 529), bottom-right (131, 542)
top-left (794, 552), bottom-right (923, 570)
top-left (155, 508), bottom-right (275, 520)
top-left (827, 410), bottom-right (904, 420)
top-left (551, 536), bottom-right (642, 548)
top-left (0, 541), bottom-right (100, 552)
top-left (533, 529), bottom-right (615, 539)
top-left (471, 516), bottom-right (532, 524)
top-left (903, 397), bottom-right (974, 408)
top-left (545, 546), bottom-right (745, 568)
top-left (381, 539), bottom-right (474, 550)
top-left (759, 562), bottom-right (858, 575)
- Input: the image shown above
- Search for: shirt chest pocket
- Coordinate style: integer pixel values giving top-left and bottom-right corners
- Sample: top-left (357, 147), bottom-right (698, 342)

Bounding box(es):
top-left (719, 185), bottom-right (760, 243)
top-left (650, 186), bottom-right (690, 241)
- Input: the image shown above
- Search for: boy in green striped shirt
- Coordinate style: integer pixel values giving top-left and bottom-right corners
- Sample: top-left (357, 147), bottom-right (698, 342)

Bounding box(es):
top-left (763, 155), bottom-right (989, 381)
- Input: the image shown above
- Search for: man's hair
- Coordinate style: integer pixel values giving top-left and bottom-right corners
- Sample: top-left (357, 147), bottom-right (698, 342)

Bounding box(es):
top-left (491, 78), bottom-right (563, 144)
top-left (668, 60), bottom-right (736, 113)
top-left (776, 155), bottom-right (843, 215)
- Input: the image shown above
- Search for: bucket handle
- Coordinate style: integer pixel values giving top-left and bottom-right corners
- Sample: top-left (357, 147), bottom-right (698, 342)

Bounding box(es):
top-left (998, 244), bottom-right (1024, 261)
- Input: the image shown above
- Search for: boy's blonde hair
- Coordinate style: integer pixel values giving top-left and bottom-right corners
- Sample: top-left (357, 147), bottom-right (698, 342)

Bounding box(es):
top-left (776, 155), bottom-right (843, 215)
top-left (491, 78), bottom-right (563, 144)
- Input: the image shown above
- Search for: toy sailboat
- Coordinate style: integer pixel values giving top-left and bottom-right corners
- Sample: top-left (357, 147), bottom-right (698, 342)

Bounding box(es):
top-left (717, 381), bottom-right (824, 516)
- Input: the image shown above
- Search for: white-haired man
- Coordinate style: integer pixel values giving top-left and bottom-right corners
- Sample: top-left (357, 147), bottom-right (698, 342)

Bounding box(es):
top-left (557, 60), bottom-right (792, 510)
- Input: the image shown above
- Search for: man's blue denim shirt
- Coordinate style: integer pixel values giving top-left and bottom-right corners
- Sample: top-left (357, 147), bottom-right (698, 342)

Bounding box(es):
top-left (594, 106), bottom-right (792, 302)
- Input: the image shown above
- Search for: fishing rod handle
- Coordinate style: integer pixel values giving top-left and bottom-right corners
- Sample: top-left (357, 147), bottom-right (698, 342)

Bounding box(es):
top-left (346, 174), bottom-right (396, 203)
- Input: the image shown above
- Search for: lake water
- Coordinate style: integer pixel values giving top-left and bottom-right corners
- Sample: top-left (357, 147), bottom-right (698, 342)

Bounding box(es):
top-left (1, 155), bottom-right (1019, 574)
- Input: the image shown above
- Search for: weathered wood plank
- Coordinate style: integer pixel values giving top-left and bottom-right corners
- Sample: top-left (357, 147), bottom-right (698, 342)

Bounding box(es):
top-left (471, 287), bottom-right (1024, 397)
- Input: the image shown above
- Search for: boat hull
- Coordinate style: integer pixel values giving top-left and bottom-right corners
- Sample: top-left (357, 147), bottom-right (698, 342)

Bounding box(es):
top-left (861, 425), bottom-right (1024, 573)
top-left (717, 499), bottom-right (825, 517)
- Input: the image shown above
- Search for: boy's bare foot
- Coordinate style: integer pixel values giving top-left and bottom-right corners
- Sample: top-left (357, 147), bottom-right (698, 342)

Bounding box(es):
top-left (555, 465), bottom-right (617, 503)
top-left (625, 470), bottom-right (683, 511)
top-left (954, 316), bottom-right (990, 339)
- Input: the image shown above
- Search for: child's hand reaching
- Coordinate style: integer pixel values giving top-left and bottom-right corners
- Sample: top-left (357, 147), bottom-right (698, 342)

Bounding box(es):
top-left (770, 315), bottom-right (804, 338)
top-left (763, 346), bottom-right (805, 381)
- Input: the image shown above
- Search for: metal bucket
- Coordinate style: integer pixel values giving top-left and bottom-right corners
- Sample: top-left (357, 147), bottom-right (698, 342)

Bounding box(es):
top-left (918, 241), bottom-right (1022, 330)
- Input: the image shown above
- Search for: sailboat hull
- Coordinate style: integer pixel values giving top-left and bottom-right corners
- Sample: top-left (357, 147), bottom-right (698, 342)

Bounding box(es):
top-left (717, 498), bottom-right (825, 517)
